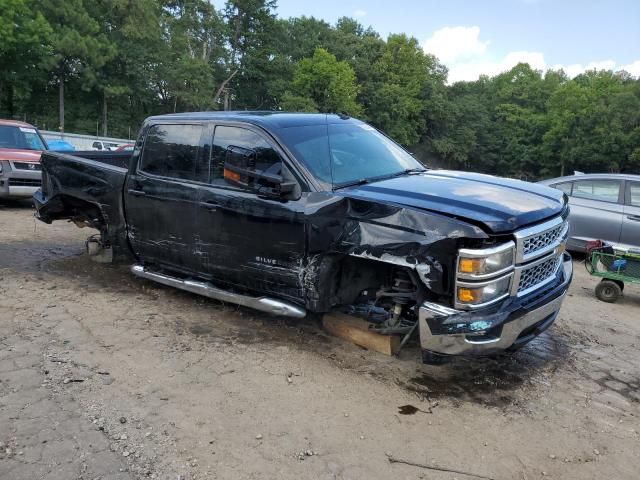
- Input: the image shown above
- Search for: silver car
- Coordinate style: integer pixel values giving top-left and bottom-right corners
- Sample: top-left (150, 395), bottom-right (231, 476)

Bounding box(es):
top-left (538, 173), bottom-right (640, 252)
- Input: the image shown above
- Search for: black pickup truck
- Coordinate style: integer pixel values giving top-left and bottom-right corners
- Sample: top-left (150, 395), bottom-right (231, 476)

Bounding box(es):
top-left (34, 112), bottom-right (573, 363)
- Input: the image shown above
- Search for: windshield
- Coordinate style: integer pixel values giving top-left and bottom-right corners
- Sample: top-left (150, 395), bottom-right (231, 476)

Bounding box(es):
top-left (277, 121), bottom-right (424, 187)
top-left (0, 125), bottom-right (46, 151)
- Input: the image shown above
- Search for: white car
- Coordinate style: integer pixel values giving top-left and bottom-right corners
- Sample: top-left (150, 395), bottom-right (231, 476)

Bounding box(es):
top-left (91, 140), bottom-right (121, 151)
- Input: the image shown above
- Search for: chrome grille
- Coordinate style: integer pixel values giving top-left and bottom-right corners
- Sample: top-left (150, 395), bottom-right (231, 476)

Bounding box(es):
top-left (12, 162), bottom-right (41, 171)
top-left (518, 256), bottom-right (560, 293)
top-left (522, 222), bottom-right (566, 257)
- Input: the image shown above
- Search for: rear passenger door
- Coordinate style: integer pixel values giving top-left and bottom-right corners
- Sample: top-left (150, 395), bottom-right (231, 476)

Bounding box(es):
top-left (124, 123), bottom-right (210, 273)
top-left (621, 181), bottom-right (640, 250)
top-left (567, 179), bottom-right (624, 249)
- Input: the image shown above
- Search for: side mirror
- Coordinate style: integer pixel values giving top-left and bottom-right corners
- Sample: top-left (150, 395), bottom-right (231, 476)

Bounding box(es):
top-left (223, 145), bottom-right (295, 198)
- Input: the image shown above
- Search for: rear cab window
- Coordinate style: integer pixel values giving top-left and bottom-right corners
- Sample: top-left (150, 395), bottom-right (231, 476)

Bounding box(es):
top-left (139, 124), bottom-right (209, 183)
top-left (571, 179), bottom-right (621, 203)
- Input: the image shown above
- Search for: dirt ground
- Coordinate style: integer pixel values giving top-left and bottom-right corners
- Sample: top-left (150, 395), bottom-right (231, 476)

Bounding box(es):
top-left (1, 201), bottom-right (639, 480)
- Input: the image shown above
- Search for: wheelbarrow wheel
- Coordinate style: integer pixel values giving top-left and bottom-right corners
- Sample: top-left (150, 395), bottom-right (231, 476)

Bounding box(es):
top-left (613, 279), bottom-right (625, 292)
top-left (595, 280), bottom-right (622, 303)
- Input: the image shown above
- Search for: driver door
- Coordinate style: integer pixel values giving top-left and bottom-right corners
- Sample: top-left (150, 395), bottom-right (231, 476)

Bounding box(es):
top-left (195, 123), bottom-right (307, 302)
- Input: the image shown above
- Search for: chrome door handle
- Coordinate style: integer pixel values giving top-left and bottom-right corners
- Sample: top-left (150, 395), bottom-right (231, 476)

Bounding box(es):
top-left (127, 189), bottom-right (146, 197)
top-left (627, 215), bottom-right (640, 222)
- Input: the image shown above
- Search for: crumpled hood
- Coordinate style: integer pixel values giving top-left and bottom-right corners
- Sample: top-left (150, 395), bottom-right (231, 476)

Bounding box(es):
top-left (340, 170), bottom-right (566, 233)
top-left (0, 148), bottom-right (43, 163)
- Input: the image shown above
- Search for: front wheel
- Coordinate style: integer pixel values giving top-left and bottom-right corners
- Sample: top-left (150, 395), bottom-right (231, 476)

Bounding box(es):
top-left (595, 280), bottom-right (622, 303)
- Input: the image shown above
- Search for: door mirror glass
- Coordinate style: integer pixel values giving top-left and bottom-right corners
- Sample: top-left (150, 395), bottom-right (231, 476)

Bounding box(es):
top-left (223, 145), bottom-right (294, 197)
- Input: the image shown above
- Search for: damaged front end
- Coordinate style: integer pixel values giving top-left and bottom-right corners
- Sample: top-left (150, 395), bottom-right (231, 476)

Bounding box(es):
top-left (308, 195), bottom-right (572, 363)
top-left (417, 215), bottom-right (572, 363)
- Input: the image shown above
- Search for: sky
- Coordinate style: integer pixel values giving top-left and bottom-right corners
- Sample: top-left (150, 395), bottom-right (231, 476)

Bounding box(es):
top-left (274, 0), bottom-right (640, 82)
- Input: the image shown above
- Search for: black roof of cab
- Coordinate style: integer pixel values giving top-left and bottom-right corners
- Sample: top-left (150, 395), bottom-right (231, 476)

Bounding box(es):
top-left (143, 112), bottom-right (359, 192)
top-left (144, 111), bottom-right (358, 134)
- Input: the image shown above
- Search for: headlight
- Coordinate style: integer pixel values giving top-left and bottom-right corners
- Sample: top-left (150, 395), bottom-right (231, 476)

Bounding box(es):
top-left (457, 241), bottom-right (515, 279)
top-left (456, 275), bottom-right (512, 307)
top-left (455, 241), bottom-right (515, 309)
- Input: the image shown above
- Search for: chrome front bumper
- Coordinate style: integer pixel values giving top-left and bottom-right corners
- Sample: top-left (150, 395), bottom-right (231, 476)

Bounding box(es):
top-left (419, 255), bottom-right (573, 357)
top-left (5, 186), bottom-right (40, 197)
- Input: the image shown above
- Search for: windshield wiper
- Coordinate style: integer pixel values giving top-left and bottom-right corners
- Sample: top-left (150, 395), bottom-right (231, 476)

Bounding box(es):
top-left (334, 168), bottom-right (427, 190)
top-left (395, 167), bottom-right (427, 176)
top-left (334, 178), bottom-right (372, 189)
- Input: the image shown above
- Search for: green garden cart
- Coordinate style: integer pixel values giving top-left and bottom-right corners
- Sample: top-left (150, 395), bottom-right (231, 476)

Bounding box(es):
top-left (585, 240), bottom-right (640, 303)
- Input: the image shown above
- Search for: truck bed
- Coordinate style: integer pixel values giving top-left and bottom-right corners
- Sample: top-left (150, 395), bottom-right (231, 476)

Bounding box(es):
top-left (69, 150), bottom-right (132, 169)
top-left (33, 151), bottom-right (130, 256)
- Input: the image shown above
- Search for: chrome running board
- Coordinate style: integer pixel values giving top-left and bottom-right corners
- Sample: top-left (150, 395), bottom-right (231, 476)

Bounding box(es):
top-left (130, 264), bottom-right (306, 318)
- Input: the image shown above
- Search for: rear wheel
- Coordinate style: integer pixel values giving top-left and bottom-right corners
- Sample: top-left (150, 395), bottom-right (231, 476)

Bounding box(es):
top-left (595, 280), bottom-right (622, 303)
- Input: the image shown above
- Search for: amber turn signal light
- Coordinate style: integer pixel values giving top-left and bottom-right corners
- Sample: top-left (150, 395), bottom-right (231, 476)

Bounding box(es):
top-left (459, 258), bottom-right (484, 274)
top-left (457, 287), bottom-right (482, 303)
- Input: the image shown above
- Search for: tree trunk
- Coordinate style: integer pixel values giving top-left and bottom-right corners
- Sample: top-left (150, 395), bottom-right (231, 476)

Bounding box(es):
top-left (59, 77), bottom-right (65, 133)
top-left (212, 69), bottom-right (238, 108)
top-left (6, 83), bottom-right (15, 118)
top-left (224, 90), bottom-right (230, 111)
top-left (102, 92), bottom-right (108, 137)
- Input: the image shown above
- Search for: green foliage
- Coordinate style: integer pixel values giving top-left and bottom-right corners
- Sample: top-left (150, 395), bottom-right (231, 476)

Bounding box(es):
top-left (0, 1), bottom-right (637, 176)
top-left (365, 34), bottom-right (441, 145)
top-left (0, 0), bottom-right (52, 115)
top-left (542, 70), bottom-right (640, 176)
top-left (38, 0), bottom-right (114, 84)
top-left (286, 48), bottom-right (361, 116)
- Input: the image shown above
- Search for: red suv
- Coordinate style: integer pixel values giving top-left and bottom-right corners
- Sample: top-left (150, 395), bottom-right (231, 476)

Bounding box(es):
top-left (0, 119), bottom-right (48, 199)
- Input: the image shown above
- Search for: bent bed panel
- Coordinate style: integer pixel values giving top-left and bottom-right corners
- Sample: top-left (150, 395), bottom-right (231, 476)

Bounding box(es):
top-left (35, 152), bottom-right (129, 251)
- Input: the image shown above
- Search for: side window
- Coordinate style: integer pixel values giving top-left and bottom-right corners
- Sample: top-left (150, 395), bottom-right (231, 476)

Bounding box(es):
top-left (629, 181), bottom-right (640, 207)
top-left (139, 124), bottom-right (209, 182)
top-left (572, 180), bottom-right (621, 203)
top-left (210, 125), bottom-right (282, 185)
top-left (92, 141), bottom-right (102, 150)
top-left (551, 182), bottom-right (572, 195)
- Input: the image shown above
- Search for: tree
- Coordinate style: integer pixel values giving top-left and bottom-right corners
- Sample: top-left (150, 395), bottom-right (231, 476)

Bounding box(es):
top-left (92, 0), bottom-right (163, 135)
top-left (156, 0), bottom-right (223, 112)
top-left (215, 0), bottom-right (277, 109)
top-left (366, 34), bottom-right (441, 145)
top-left (0, 0), bottom-right (52, 117)
top-left (542, 71), bottom-right (640, 176)
top-left (37, 0), bottom-right (114, 132)
top-left (282, 48), bottom-right (361, 115)
top-left (2, 0), bottom-right (638, 174)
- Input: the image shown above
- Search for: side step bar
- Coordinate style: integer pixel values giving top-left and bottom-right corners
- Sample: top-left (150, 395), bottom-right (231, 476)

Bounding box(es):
top-left (130, 264), bottom-right (306, 318)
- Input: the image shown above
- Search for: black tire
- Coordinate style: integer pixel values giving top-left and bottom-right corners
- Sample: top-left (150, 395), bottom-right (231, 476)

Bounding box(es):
top-left (595, 280), bottom-right (622, 303)
top-left (613, 279), bottom-right (625, 292)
